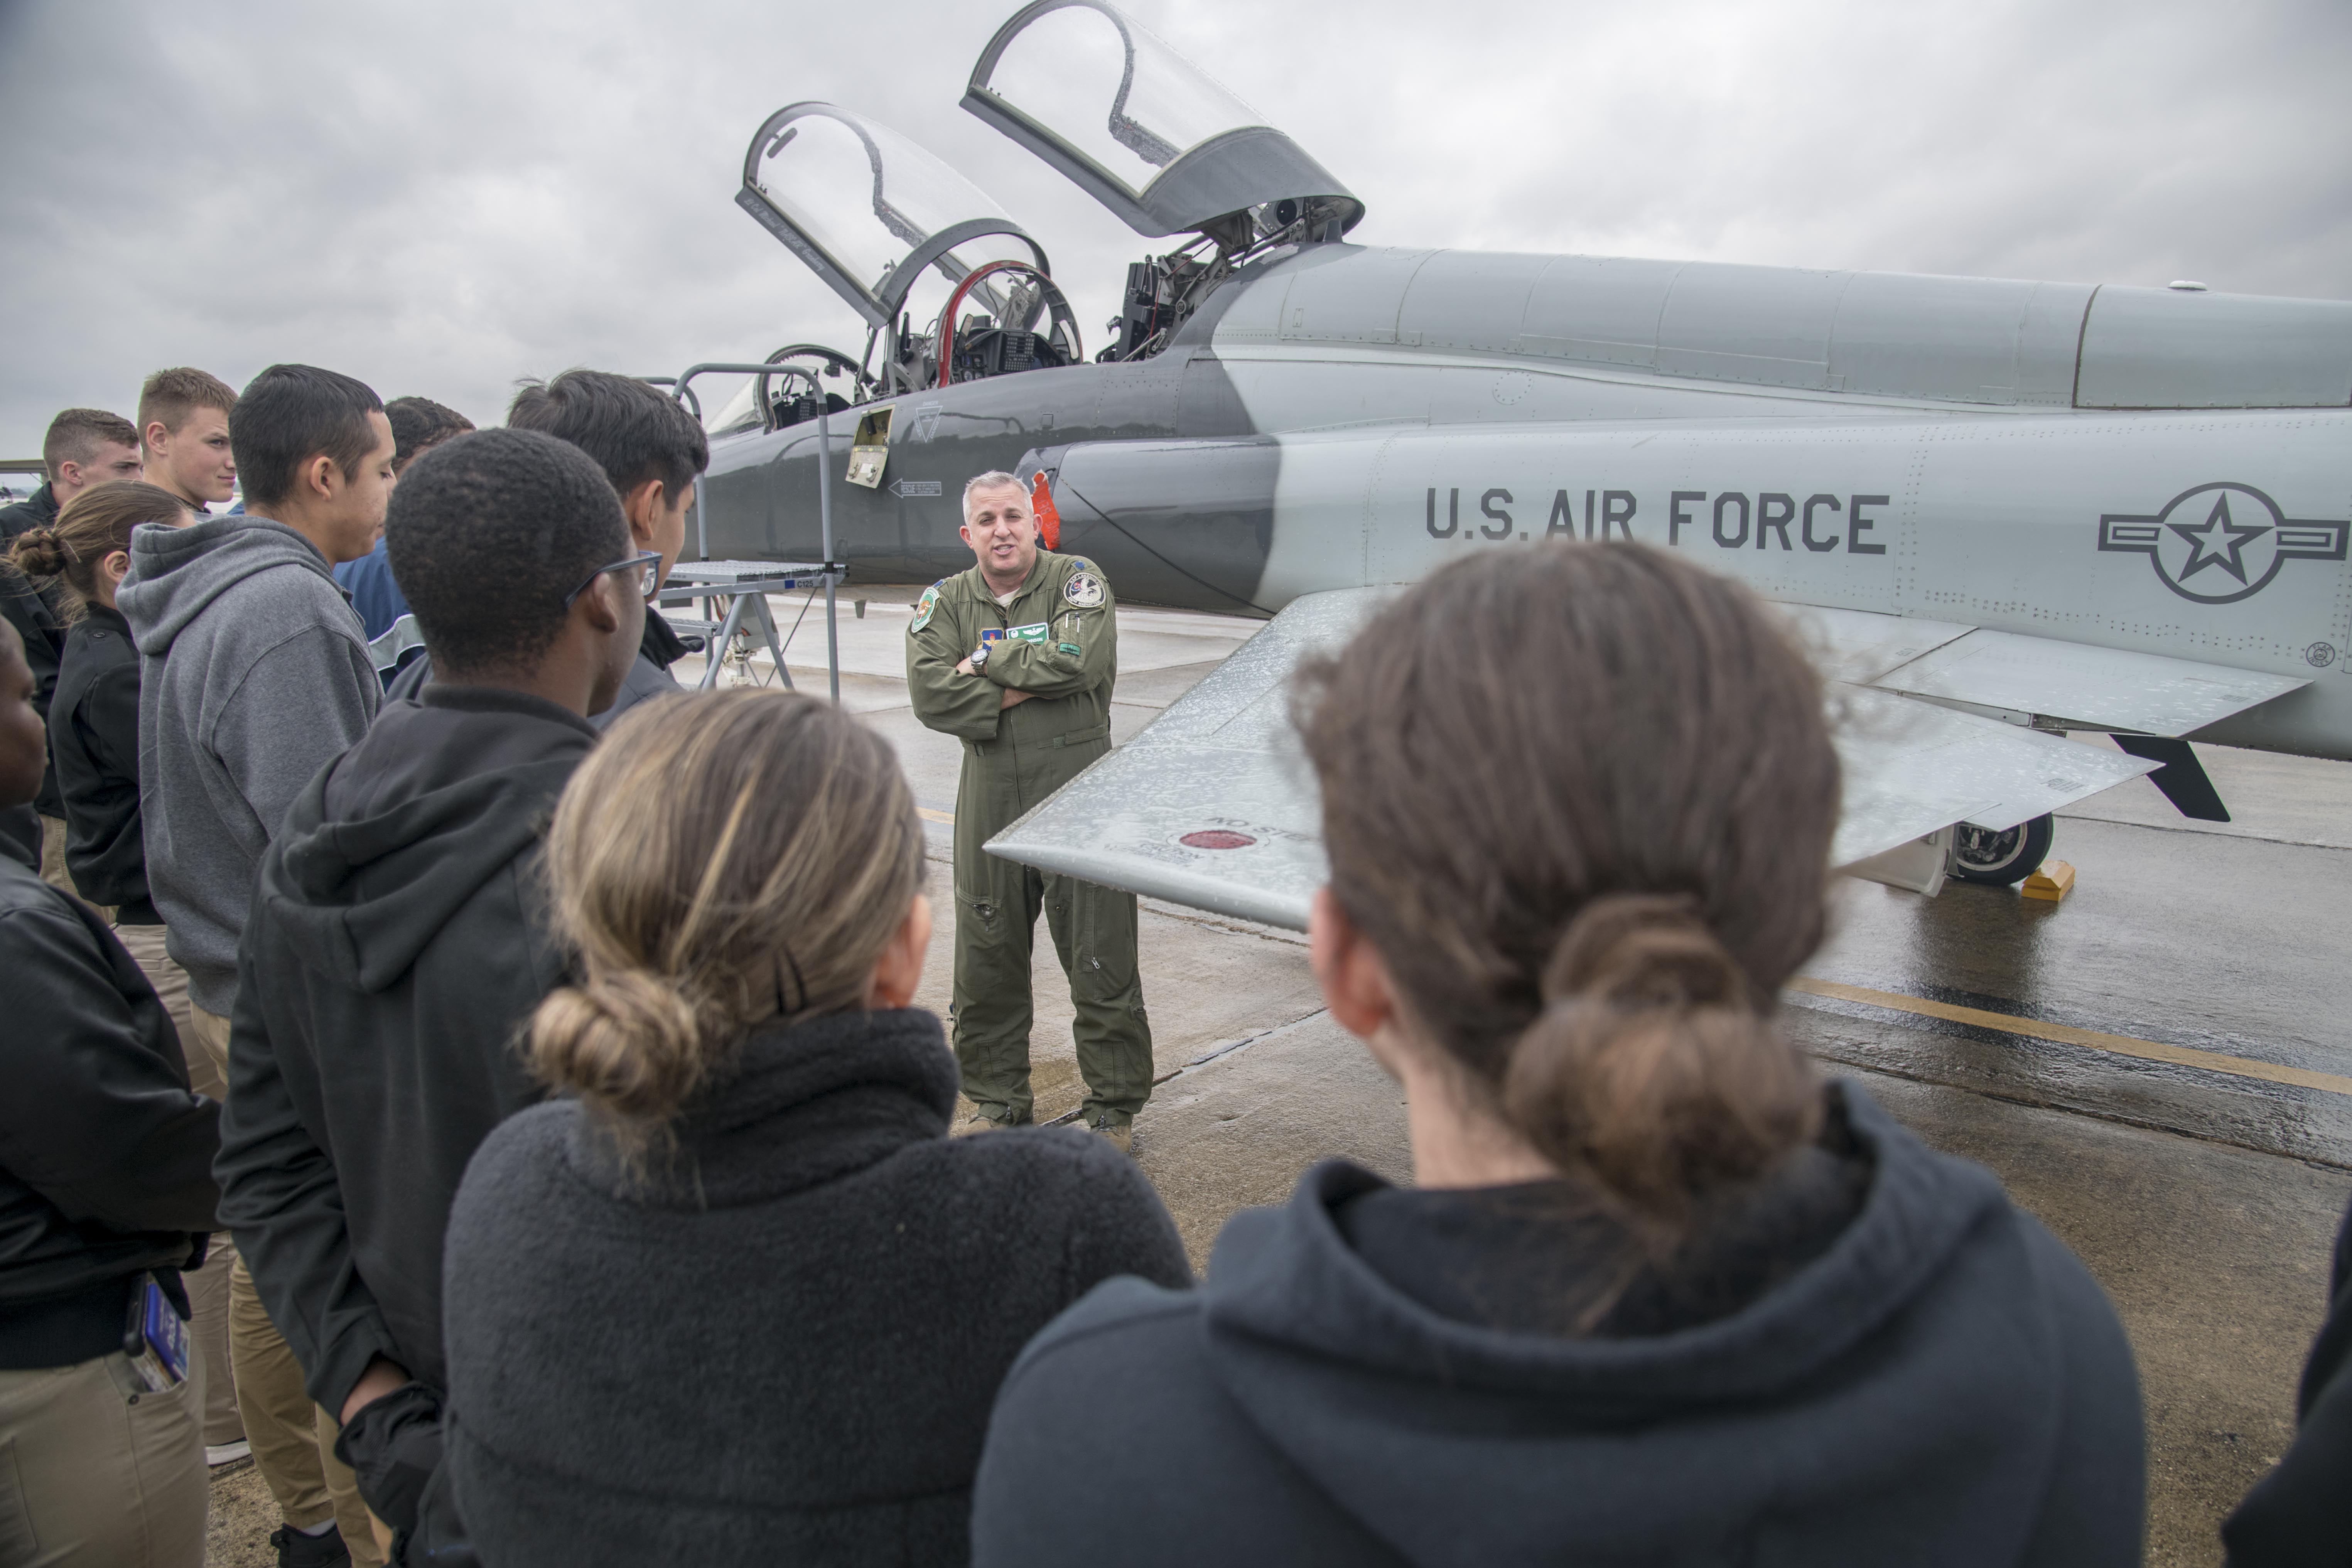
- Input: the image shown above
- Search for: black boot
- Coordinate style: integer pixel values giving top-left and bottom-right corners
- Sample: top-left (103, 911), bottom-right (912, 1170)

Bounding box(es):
top-left (270, 1524), bottom-right (353, 1567)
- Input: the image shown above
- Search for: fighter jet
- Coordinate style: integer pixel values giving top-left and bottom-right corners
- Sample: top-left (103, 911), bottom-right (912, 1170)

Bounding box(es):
top-left (697, 0), bottom-right (2349, 925)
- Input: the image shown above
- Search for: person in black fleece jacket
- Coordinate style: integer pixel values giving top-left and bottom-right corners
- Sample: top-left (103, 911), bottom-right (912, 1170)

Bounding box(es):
top-left (2223, 1187), bottom-right (2352, 1563)
top-left (0, 615), bottom-right (220, 1566)
top-left (974, 543), bottom-right (2145, 1568)
top-left (14, 481), bottom-right (258, 1460)
top-left (14, 483), bottom-right (198, 929)
top-left (213, 429), bottom-right (650, 1558)
top-left (440, 687), bottom-right (1191, 1567)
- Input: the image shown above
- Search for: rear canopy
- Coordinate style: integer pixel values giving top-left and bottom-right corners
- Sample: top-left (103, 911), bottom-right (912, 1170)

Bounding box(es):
top-left (962, 0), bottom-right (1361, 239)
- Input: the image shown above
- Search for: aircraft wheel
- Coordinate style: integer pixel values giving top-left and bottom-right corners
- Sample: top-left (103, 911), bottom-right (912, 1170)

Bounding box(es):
top-left (1950, 814), bottom-right (2055, 886)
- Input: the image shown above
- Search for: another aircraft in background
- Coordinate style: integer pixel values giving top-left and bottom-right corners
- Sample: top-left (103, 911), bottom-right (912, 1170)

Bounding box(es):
top-left (695, 0), bottom-right (2348, 922)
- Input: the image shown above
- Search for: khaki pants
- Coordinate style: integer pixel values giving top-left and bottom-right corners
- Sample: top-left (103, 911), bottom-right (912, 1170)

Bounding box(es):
top-left (0, 1347), bottom-right (206, 1567)
top-left (114, 924), bottom-right (241, 1448)
top-left (189, 1003), bottom-right (385, 1568)
top-left (36, 814), bottom-right (74, 898)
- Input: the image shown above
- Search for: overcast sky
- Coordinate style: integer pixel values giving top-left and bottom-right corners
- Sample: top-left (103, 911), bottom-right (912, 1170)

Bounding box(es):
top-left (2, 0), bottom-right (2347, 460)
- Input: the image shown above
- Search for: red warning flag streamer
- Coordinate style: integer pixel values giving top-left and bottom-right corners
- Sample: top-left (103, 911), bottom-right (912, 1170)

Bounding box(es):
top-left (1031, 470), bottom-right (1062, 551)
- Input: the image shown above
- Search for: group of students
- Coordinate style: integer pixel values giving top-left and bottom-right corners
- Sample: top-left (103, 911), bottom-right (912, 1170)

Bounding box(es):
top-left (0, 359), bottom-right (2344, 1568)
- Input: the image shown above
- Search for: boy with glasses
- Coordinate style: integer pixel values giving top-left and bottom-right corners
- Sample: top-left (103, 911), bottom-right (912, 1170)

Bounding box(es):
top-left (506, 370), bottom-right (705, 726)
top-left (384, 371), bottom-right (707, 714)
top-left (214, 430), bottom-right (646, 1563)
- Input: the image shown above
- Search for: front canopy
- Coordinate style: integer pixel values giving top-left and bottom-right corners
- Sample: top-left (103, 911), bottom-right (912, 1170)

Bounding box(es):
top-left (737, 102), bottom-right (1050, 329)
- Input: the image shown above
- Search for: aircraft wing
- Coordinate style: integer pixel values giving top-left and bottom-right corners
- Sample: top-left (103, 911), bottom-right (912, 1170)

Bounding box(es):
top-left (1790, 606), bottom-right (2308, 736)
top-left (987, 590), bottom-right (1370, 930)
top-left (985, 591), bottom-right (2304, 929)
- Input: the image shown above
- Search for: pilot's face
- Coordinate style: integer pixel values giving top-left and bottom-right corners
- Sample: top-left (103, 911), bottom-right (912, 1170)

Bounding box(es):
top-left (960, 482), bottom-right (1037, 585)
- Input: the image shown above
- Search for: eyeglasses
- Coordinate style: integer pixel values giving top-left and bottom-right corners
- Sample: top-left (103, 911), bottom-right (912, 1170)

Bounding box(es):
top-left (564, 551), bottom-right (663, 609)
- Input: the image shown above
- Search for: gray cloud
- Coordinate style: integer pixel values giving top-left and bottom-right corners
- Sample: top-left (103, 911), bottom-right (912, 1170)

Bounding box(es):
top-left (2, 0), bottom-right (2346, 458)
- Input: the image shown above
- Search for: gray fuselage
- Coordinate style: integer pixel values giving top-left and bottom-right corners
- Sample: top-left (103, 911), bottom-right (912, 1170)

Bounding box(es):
top-left (703, 241), bottom-right (2352, 759)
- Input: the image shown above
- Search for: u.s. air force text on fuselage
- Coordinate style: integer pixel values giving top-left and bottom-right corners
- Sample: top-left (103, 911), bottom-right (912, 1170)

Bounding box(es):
top-left (1420, 486), bottom-right (1888, 553)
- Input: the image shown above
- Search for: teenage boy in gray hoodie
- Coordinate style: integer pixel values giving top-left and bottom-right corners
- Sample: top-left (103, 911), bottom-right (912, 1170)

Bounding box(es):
top-left (119, 362), bottom-right (393, 1568)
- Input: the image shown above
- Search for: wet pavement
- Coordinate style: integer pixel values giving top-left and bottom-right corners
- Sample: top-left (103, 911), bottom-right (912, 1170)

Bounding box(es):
top-left (207, 593), bottom-right (2352, 1565)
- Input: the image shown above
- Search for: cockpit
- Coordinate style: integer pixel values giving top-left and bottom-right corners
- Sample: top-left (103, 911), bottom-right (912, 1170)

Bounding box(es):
top-left (710, 0), bottom-right (1360, 437)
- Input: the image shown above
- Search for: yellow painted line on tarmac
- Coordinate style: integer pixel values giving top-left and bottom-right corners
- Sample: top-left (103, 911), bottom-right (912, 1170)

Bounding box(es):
top-left (917, 808), bottom-right (955, 824)
top-left (1788, 977), bottom-right (2352, 1098)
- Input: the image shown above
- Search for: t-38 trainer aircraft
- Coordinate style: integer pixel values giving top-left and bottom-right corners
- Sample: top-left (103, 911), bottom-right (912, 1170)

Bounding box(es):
top-left (699, 0), bottom-right (2350, 926)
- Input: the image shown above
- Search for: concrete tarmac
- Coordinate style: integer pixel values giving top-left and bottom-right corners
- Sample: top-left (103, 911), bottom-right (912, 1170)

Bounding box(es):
top-left (204, 588), bottom-right (2352, 1566)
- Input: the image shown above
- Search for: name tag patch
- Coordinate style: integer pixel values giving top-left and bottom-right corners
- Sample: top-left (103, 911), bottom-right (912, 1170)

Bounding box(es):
top-left (1063, 572), bottom-right (1105, 609)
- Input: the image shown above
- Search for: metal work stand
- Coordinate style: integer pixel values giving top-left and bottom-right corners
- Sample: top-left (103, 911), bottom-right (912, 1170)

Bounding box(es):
top-left (662, 360), bottom-right (846, 703)
top-left (658, 561), bottom-right (827, 691)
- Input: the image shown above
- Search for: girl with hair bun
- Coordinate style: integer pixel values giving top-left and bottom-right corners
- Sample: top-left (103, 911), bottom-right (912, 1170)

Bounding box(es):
top-left (438, 689), bottom-right (1189, 1567)
top-left (11, 481), bottom-right (196, 937)
top-left (975, 544), bottom-right (2145, 1566)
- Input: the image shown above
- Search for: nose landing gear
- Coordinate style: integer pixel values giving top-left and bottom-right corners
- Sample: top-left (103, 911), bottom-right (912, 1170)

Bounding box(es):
top-left (1951, 814), bottom-right (2056, 886)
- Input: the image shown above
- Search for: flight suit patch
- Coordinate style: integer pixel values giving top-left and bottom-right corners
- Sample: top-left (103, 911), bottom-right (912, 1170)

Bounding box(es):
top-left (911, 584), bottom-right (940, 633)
top-left (1063, 572), bottom-right (1105, 609)
top-left (1058, 642), bottom-right (1082, 655)
top-left (1005, 622), bottom-right (1049, 643)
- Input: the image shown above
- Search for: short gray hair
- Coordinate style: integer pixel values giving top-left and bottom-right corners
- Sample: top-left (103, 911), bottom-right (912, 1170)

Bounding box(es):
top-left (962, 470), bottom-right (1026, 519)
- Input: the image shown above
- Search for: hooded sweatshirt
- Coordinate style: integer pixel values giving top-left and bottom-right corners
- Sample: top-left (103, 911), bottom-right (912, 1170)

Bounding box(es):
top-left (972, 1082), bottom-right (2145, 1568)
top-left (118, 514), bottom-right (379, 1013)
top-left (214, 686), bottom-right (591, 1416)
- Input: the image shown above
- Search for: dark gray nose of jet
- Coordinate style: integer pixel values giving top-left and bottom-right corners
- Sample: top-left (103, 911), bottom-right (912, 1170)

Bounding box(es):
top-left (1017, 439), bottom-right (1280, 615)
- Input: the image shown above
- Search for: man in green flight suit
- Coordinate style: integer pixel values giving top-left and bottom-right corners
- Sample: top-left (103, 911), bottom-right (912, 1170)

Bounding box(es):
top-left (906, 470), bottom-right (1153, 1150)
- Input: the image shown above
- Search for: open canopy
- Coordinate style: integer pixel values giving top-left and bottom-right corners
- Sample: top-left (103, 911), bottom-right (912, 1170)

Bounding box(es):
top-left (737, 102), bottom-right (1050, 329)
top-left (963, 0), bottom-right (1361, 239)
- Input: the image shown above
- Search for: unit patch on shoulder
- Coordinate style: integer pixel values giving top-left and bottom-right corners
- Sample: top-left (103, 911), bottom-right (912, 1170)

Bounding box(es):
top-left (910, 584), bottom-right (940, 634)
top-left (1063, 571), bottom-right (1105, 609)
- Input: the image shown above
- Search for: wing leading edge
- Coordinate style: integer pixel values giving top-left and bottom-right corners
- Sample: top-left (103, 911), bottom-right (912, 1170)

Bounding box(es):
top-left (984, 592), bottom-right (2291, 930)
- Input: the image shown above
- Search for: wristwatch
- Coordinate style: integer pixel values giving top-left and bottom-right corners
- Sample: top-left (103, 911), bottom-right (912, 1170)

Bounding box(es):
top-left (969, 642), bottom-right (991, 673)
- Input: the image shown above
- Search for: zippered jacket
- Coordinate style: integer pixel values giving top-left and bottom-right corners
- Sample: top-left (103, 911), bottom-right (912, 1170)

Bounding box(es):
top-left (49, 604), bottom-right (156, 920)
top-left (0, 856), bottom-right (216, 1366)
